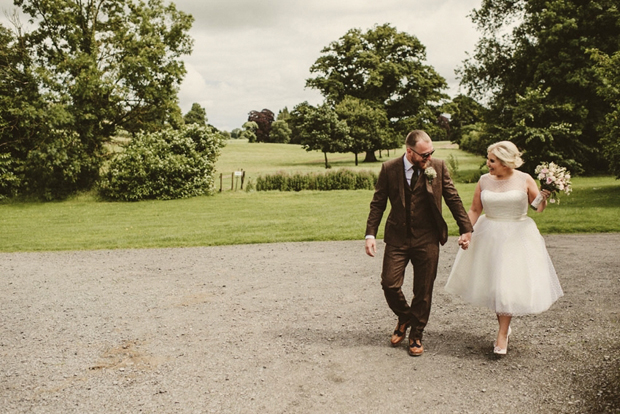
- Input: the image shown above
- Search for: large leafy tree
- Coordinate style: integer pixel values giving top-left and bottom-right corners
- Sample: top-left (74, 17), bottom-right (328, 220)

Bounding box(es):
top-left (269, 120), bottom-right (291, 144)
top-left (590, 50), bottom-right (620, 178)
top-left (334, 96), bottom-right (394, 165)
top-left (240, 121), bottom-right (258, 142)
top-left (460, 0), bottom-right (620, 174)
top-left (293, 102), bottom-right (351, 169)
top-left (287, 101), bottom-right (313, 145)
top-left (1, 23), bottom-right (53, 197)
top-left (441, 94), bottom-right (487, 146)
top-left (1, 0), bottom-right (193, 198)
top-left (184, 103), bottom-right (207, 127)
top-left (306, 23), bottom-right (448, 161)
top-left (247, 109), bottom-right (275, 142)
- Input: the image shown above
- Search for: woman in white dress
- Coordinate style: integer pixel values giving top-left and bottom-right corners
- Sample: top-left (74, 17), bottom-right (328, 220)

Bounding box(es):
top-left (445, 141), bottom-right (563, 355)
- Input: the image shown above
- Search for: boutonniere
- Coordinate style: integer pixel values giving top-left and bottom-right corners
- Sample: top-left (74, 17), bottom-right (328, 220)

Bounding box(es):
top-left (424, 167), bottom-right (437, 184)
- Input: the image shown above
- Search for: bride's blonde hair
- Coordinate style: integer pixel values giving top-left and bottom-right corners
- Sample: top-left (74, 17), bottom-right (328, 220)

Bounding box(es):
top-left (487, 141), bottom-right (523, 169)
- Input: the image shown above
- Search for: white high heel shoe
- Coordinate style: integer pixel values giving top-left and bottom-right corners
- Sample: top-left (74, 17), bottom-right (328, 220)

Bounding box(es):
top-left (493, 326), bottom-right (511, 355)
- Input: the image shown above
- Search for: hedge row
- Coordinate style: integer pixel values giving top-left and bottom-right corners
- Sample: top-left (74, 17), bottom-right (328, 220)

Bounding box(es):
top-left (255, 169), bottom-right (378, 191)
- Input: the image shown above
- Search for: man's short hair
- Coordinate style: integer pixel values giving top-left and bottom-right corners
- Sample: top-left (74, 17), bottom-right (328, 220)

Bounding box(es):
top-left (405, 130), bottom-right (431, 148)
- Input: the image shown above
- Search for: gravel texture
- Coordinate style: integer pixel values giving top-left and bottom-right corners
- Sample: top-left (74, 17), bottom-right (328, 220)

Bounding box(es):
top-left (1, 233), bottom-right (619, 413)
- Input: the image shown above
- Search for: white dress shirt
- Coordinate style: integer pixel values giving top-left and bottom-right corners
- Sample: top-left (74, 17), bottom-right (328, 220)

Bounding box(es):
top-left (403, 154), bottom-right (417, 186)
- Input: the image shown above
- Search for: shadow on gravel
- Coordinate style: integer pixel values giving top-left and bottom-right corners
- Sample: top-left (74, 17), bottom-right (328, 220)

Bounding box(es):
top-left (573, 343), bottom-right (620, 413)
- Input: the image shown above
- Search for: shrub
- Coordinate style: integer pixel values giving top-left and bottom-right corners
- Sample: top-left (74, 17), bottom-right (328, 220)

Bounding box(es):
top-left (0, 152), bottom-right (20, 200)
top-left (22, 129), bottom-right (100, 200)
top-left (446, 154), bottom-right (460, 179)
top-left (255, 169), bottom-right (378, 191)
top-left (99, 125), bottom-right (225, 201)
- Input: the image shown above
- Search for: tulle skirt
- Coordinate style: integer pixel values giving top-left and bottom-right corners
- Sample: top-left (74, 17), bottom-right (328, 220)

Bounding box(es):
top-left (445, 215), bottom-right (563, 315)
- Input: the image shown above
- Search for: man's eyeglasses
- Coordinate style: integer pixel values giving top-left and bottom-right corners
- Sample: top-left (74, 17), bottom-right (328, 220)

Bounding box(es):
top-left (409, 148), bottom-right (435, 160)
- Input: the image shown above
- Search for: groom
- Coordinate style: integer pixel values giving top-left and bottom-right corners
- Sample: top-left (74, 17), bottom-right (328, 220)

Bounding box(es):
top-left (365, 130), bottom-right (473, 356)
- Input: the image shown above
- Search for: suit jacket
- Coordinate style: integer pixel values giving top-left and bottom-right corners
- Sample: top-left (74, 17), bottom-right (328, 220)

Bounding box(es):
top-left (365, 156), bottom-right (473, 246)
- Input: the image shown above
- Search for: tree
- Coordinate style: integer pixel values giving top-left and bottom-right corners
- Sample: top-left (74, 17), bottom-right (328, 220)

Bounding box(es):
top-left (334, 96), bottom-right (393, 165)
top-left (277, 107), bottom-right (291, 123)
top-left (241, 121), bottom-right (258, 142)
top-left (460, 0), bottom-right (620, 174)
top-left (306, 23), bottom-right (448, 160)
top-left (230, 128), bottom-right (242, 139)
top-left (269, 120), bottom-right (292, 144)
top-left (1, 23), bottom-right (50, 197)
top-left (287, 101), bottom-right (313, 145)
top-left (294, 103), bottom-right (351, 168)
top-left (590, 49), bottom-right (620, 178)
top-left (440, 95), bottom-right (487, 146)
top-left (1, 0), bottom-right (193, 198)
top-left (248, 109), bottom-right (275, 142)
top-left (184, 103), bottom-right (207, 127)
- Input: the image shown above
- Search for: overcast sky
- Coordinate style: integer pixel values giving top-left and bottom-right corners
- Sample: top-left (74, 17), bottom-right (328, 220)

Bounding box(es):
top-left (0, 0), bottom-right (483, 131)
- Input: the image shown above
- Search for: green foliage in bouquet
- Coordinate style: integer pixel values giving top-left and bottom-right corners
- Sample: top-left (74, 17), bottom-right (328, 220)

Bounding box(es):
top-left (255, 169), bottom-right (377, 192)
top-left (99, 125), bottom-right (225, 201)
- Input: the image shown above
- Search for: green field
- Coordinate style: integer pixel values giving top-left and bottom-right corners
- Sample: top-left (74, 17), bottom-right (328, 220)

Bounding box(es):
top-left (215, 139), bottom-right (485, 189)
top-left (1, 141), bottom-right (618, 252)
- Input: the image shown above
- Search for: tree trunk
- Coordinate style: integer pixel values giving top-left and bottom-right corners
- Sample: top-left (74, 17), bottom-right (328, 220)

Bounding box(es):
top-left (355, 153), bottom-right (358, 166)
top-left (323, 152), bottom-right (330, 169)
top-left (364, 150), bottom-right (378, 163)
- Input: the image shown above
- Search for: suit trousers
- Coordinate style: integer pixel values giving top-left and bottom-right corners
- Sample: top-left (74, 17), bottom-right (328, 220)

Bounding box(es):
top-left (381, 236), bottom-right (440, 341)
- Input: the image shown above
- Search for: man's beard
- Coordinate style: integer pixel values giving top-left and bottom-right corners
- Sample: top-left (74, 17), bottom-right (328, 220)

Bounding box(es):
top-left (414, 159), bottom-right (429, 170)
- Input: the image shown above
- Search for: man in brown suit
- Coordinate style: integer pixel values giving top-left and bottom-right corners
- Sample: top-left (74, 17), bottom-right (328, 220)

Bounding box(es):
top-left (365, 130), bottom-right (473, 356)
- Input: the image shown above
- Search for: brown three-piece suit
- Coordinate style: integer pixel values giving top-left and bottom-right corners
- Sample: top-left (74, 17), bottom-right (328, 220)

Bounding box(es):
top-left (366, 156), bottom-right (473, 341)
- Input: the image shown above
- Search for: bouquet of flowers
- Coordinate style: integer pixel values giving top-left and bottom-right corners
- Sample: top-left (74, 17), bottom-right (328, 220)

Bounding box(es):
top-left (534, 162), bottom-right (572, 204)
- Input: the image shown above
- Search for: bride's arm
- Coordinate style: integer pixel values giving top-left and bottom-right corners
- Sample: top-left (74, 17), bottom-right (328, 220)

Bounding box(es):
top-left (468, 182), bottom-right (483, 226)
top-left (526, 174), bottom-right (549, 212)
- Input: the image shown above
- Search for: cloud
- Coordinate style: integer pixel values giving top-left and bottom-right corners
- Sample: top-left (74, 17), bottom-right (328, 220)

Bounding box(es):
top-left (1, 0), bottom-right (482, 132)
top-left (176, 0), bottom-right (482, 131)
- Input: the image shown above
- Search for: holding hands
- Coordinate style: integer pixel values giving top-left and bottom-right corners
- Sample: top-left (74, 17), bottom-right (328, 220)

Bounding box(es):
top-left (458, 232), bottom-right (472, 250)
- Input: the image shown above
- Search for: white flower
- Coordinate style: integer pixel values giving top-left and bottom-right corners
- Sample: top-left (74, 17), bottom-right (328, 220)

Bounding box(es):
top-left (424, 167), bottom-right (437, 184)
top-left (534, 161), bottom-right (573, 204)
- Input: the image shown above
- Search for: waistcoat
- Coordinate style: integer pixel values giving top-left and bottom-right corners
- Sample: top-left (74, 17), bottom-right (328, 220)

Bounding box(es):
top-left (404, 169), bottom-right (435, 238)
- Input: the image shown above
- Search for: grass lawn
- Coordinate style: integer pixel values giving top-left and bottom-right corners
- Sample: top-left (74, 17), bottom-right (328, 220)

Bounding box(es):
top-left (215, 140), bottom-right (484, 189)
top-left (1, 141), bottom-right (618, 252)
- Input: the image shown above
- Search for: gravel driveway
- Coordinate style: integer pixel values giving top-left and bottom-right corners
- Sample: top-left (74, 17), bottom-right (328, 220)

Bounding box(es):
top-left (1, 233), bottom-right (619, 413)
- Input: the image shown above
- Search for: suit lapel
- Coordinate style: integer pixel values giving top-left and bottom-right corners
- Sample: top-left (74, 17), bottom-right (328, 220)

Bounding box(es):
top-left (395, 157), bottom-right (407, 208)
top-left (424, 171), bottom-right (434, 194)
top-left (424, 162), bottom-right (440, 210)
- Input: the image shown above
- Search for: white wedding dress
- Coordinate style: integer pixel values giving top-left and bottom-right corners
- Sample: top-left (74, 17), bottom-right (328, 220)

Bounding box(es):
top-left (445, 171), bottom-right (563, 315)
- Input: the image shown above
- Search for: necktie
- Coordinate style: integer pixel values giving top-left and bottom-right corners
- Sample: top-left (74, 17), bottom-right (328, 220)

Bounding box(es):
top-left (410, 168), bottom-right (418, 188)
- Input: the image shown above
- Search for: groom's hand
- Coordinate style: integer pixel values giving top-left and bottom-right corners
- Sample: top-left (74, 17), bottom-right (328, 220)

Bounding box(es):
top-left (365, 237), bottom-right (377, 257)
top-left (458, 232), bottom-right (472, 250)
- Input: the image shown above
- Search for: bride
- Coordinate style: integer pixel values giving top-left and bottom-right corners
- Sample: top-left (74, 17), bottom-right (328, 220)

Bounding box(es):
top-left (445, 141), bottom-right (563, 355)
